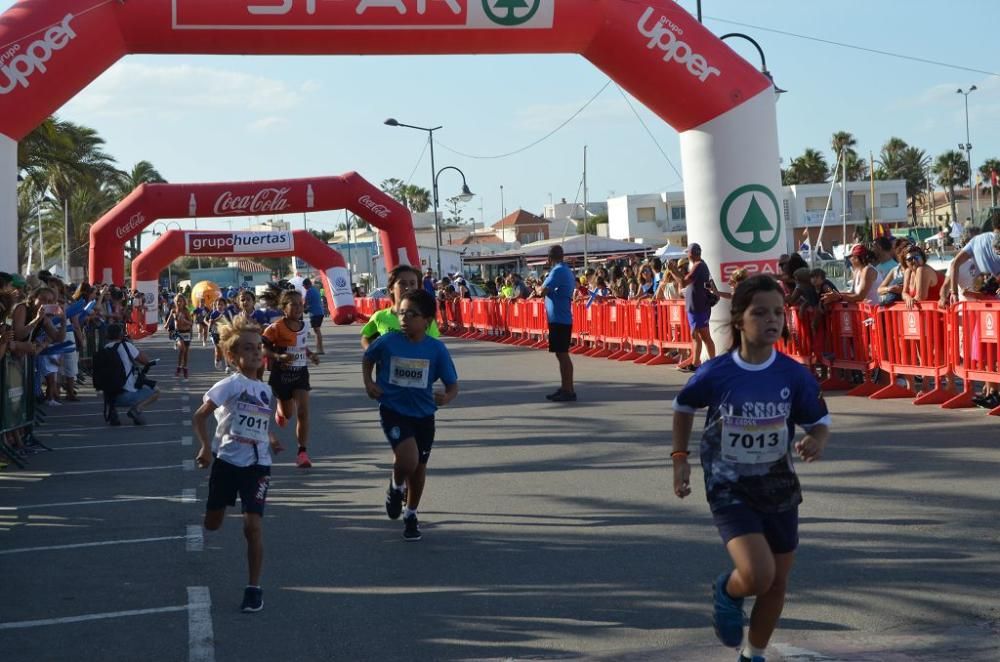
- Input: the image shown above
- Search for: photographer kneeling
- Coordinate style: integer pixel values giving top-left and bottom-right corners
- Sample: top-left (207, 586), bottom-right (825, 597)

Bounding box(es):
top-left (104, 323), bottom-right (160, 426)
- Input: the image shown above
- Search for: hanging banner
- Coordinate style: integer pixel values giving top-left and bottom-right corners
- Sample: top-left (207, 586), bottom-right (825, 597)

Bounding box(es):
top-left (186, 231), bottom-right (294, 255)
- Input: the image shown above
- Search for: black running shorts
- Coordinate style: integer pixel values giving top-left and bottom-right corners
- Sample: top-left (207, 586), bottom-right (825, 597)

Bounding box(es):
top-left (548, 323), bottom-right (572, 353)
top-left (206, 458), bottom-right (271, 515)
top-left (379, 405), bottom-right (436, 464)
top-left (268, 367), bottom-right (311, 402)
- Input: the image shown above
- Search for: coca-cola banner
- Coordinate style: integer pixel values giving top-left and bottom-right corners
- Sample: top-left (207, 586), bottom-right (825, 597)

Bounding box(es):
top-left (88, 172), bottom-right (419, 285)
top-left (186, 231), bottom-right (294, 255)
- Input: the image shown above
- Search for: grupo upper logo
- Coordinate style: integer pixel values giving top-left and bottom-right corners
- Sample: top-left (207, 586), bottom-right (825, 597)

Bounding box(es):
top-left (358, 194), bottom-right (391, 219)
top-left (719, 184), bottom-right (782, 254)
top-left (0, 14), bottom-right (77, 95)
top-left (213, 187), bottom-right (291, 216)
top-left (115, 212), bottom-right (146, 240)
top-left (482, 0), bottom-right (540, 26)
top-left (636, 7), bottom-right (720, 83)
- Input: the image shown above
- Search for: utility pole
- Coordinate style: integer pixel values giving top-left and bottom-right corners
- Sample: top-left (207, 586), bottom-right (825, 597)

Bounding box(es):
top-left (344, 209), bottom-right (352, 280)
top-left (583, 145), bottom-right (589, 268)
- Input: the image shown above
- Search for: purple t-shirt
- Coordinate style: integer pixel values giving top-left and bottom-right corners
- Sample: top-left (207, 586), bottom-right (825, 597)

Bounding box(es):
top-left (684, 260), bottom-right (711, 314)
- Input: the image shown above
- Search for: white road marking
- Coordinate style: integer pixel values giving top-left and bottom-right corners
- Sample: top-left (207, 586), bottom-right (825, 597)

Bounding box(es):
top-left (0, 495), bottom-right (189, 511)
top-left (772, 643), bottom-right (845, 661)
top-left (0, 605), bottom-right (187, 629)
top-left (181, 435), bottom-right (193, 446)
top-left (183, 459), bottom-right (195, 471)
top-left (181, 488), bottom-right (196, 503)
top-left (187, 586), bottom-right (215, 662)
top-left (40, 408), bottom-right (187, 419)
top-left (59, 440), bottom-right (184, 450)
top-left (182, 405), bottom-right (191, 413)
top-left (186, 524), bottom-right (203, 552)
top-left (0, 535), bottom-right (185, 555)
top-left (49, 423), bottom-right (173, 432)
top-left (51, 463), bottom-right (186, 476)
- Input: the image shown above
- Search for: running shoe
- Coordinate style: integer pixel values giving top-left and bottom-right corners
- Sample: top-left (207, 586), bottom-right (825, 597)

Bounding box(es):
top-left (296, 450), bottom-right (312, 468)
top-left (108, 409), bottom-right (121, 427)
top-left (176, 366), bottom-right (181, 377)
top-left (385, 480), bottom-right (404, 520)
top-left (549, 390), bottom-right (577, 402)
top-left (544, 389), bottom-right (563, 401)
top-left (403, 514), bottom-right (421, 541)
top-left (737, 655), bottom-right (765, 662)
top-left (240, 586), bottom-right (263, 613)
top-left (183, 368), bottom-right (189, 381)
top-left (712, 572), bottom-right (745, 648)
top-left (974, 393), bottom-right (1000, 409)
top-left (678, 364), bottom-right (698, 373)
top-left (126, 408), bottom-right (147, 426)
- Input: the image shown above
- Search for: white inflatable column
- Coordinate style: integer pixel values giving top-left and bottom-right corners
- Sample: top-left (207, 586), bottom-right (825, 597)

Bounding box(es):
top-left (680, 88), bottom-right (785, 355)
top-left (0, 135), bottom-right (17, 273)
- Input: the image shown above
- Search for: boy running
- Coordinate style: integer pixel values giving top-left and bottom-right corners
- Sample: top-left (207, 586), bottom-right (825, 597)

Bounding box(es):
top-left (193, 316), bottom-right (283, 613)
top-left (671, 275), bottom-right (831, 662)
top-left (361, 264), bottom-right (440, 349)
top-left (263, 289), bottom-right (319, 469)
top-left (362, 289), bottom-right (458, 541)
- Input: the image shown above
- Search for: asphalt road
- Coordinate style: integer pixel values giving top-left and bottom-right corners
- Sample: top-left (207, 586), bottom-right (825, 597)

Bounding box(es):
top-left (1, 322), bottom-right (998, 661)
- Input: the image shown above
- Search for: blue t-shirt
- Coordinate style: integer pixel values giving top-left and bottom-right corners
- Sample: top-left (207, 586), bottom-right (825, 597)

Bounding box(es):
top-left (364, 332), bottom-right (458, 419)
top-left (542, 262), bottom-right (575, 325)
top-left (240, 310), bottom-right (269, 326)
top-left (684, 260), bottom-right (711, 314)
top-left (962, 231), bottom-right (1000, 275)
top-left (673, 349), bottom-right (831, 514)
top-left (304, 287), bottom-right (324, 316)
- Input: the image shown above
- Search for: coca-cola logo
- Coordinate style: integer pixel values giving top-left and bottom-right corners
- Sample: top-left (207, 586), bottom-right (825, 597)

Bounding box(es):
top-left (115, 212), bottom-right (146, 240)
top-left (358, 194), bottom-right (390, 219)
top-left (213, 187), bottom-right (291, 215)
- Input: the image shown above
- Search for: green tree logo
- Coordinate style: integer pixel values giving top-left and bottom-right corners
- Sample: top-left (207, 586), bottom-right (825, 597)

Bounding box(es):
top-left (719, 184), bottom-right (782, 253)
top-left (483, 0), bottom-right (541, 26)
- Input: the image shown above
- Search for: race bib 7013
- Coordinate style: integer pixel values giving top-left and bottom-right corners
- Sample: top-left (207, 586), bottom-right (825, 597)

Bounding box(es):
top-left (720, 415), bottom-right (789, 465)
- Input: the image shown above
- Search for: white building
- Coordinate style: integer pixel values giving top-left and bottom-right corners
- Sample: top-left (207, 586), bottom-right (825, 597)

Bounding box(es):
top-left (607, 180), bottom-right (908, 252)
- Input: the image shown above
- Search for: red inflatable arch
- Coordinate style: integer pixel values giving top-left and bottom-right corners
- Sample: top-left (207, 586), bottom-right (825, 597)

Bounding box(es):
top-left (131, 228), bottom-right (355, 336)
top-left (89, 172), bottom-right (417, 286)
top-left (2, 1), bottom-right (786, 352)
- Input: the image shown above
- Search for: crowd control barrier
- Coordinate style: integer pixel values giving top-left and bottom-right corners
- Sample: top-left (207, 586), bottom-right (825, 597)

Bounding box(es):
top-left (1, 354), bottom-right (37, 467)
top-left (355, 296), bottom-right (999, 415)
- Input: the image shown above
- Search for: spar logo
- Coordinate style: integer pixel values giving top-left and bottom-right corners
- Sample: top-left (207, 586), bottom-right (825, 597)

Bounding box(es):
top-left (0, 14), bottom-right (77, 95)
top-left (720, 185), bottom-right (782, 253)
top-left (115, 212), bottom-right (146, 240)
top-left (483, 0), bottom-right (540, 26)
top-left (637, 7), bottom-right (720, 83)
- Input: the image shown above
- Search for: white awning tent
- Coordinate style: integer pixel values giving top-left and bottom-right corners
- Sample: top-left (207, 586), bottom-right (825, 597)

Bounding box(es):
top-left (462, 234), bottom-right (652, 266)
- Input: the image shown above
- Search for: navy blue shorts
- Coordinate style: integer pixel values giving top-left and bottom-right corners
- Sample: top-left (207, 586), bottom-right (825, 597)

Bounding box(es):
top-left (712, 503), bottom-right (798, 554)
top-left (310, 314), bottom-right (324, 329)
top-left (379, 405), bottom-right (435, 464)
top-left (206, 458), bottom-right (270, 515)
top-left (687, 310), bottom-right (711, 330)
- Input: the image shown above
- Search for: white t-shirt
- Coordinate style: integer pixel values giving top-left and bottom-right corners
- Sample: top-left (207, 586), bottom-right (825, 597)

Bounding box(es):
top-left (205, 373), bottom-right (275, 467)
top-left (106, 340), bottom-right (140, 393)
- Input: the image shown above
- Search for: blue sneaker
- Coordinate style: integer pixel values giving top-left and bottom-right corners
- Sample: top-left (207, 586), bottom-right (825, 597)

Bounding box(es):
top-left (737, 655), bottom-right (765, 662)
top-left (712, 572), bottom-right (745, 647)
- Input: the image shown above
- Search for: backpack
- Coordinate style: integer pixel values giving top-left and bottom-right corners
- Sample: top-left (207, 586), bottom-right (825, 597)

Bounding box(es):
top-left (92, 342), bottom-right (131, 399)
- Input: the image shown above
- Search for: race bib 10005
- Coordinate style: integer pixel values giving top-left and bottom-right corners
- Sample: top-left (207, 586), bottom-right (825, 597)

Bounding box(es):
top-left (232, 401), bottom-right (271, 444)
top-left (389, 357), bottom-right (430, 389)
top-left (721, 415), bottom-right (789, 465)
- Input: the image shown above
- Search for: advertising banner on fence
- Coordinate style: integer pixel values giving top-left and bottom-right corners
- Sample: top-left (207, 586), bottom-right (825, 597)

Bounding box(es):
top-left (185, 231), bottom-right (294, 255)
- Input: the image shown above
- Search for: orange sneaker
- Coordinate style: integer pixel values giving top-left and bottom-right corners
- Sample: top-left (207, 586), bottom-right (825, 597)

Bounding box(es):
top-left (296, 450), bottom-right (312, 468)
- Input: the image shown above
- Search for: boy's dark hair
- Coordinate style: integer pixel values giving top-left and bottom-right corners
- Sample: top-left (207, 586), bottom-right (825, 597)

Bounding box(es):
top-left (809, 268), bottom-right (827, 279)
top-left (874, 236), bottom-right (893, 252)
top-left (399, 289), bottom-right (436, 319)
top-left (651, 257), bottom-right (663, 271)
top-left (302, 278), bottom-right (312, 288)
top-left (106, 323), bottom-right (124, 341)
top-left (729, 275), bottom-right (788, 351)
top-left (279, 289), bottom-right (302, 308)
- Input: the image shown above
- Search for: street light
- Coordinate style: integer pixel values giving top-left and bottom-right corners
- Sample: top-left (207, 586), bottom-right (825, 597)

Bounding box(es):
top-left (384, 118), bottom-right (473, 276)
top-left (719, 33), bottom-right (786, 96)
top-left (151, 221), bottom-right (181, 289)
top-left (957, 85), bottom-right (977, 217)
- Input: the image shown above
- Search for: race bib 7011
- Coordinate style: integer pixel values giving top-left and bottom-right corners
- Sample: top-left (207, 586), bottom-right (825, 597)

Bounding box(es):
top-left (232, 401), bottom-right (271, 444)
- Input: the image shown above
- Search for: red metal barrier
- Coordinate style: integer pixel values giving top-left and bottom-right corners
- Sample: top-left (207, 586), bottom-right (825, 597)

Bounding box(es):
top-left (869, 302), bottom-right (954, 404)
top-left (648, 300), bottom-right (694, 366)
top-left (946, 301), bottom-right (1000, 414)
top-left (819, 302), bottom-right (881, 396)
top-left (776, 306), bottom-right (817, 371)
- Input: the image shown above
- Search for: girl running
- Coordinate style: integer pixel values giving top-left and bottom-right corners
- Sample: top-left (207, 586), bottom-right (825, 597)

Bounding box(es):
top-left (361, 264), bottom-right (440, 349)
top-left (362, 289), bottom-right (458, 541)
top-left (263, 289), bottom-right (319, 469)
top-left (193, 299), bottom-right (209, 346)
top-left (193, 316), bottom-right (283, 613)
top-left (165, 294), bottom-right (194, 381)
top-left (208, 298), bottom-right (233, 372)
top-left (671, 275), bottom-right (831, 662)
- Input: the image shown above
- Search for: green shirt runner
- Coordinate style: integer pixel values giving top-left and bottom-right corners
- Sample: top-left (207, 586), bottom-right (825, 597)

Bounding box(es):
top-left (361, 307), bottom-right (441, 340)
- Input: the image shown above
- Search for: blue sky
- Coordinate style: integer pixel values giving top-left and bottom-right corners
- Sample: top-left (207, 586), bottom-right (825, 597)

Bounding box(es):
top-left (7, 1), bottom-right (999, 233)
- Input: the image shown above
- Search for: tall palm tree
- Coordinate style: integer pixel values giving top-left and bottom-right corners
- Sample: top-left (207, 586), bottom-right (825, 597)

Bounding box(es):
top-left (933, 150), bottom-right (970, 226)
top-left (875, 139), bottom-right (930, 225)
top-left (402, 184), bottom-right (431, 213)
top-left (783, 148), bottom-right (829, 185)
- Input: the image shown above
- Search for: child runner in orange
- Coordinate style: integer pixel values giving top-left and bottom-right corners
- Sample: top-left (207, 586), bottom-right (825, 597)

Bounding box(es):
top-left (263, 289), bottom-right (319, 469)
top-left (362, 289), bottom-right (458, 541)
top-left (193, 316), bottom-right (283, 613)
top-left (671, 275), bottom-right (831, 662)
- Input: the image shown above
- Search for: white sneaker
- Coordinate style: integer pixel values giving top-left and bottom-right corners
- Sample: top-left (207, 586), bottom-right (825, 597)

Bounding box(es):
top-left (46, 400), bottom-right (62, 407)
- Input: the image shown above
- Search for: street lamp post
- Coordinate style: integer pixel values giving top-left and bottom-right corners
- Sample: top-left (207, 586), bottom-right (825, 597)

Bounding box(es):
top-left (384, 118), bottom-right (443, 275)
top-left (384, 118), bottom-right (474, 277)
top-left (957, 85), bottom-right (977, 218)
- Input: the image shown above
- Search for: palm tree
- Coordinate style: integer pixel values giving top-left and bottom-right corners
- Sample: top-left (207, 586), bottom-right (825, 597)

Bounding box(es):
top-left (874, 139), bottom-right (930, 225)
top-left (979, 158), bottom-right (1000, 207)
top-left (783, 148), bottom-right (829, 185)
top-left (829, 131), bottom-right (867, 182)
top-left (402, 184), bottom-right (431, 213)
top-left (932, 150), bottom-right (970, 226)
